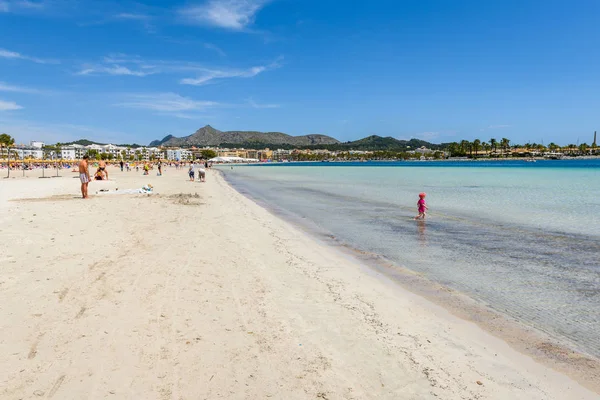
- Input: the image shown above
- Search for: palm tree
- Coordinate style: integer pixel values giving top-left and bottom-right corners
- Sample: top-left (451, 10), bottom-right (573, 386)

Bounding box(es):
top-left (56, 142), bottom-right (62, 160)
top-left (490, 138), bottom-right (497, 153)
top-left (472, 139), bottom-right (481, 158)
top-left (0, 133), bottom-right (16, 177)
top-left (579, 143), bottom-right (589, 155)
top-left (500, 138), bottom-right (510, 157)
top-left (482, 142), bottom-right (491, 155)
top-left (459, 140), bottom-right (470, 156)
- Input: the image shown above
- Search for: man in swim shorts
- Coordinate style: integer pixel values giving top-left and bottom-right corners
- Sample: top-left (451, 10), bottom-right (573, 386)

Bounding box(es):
top-left (79, 155), bottom-right (91, 199)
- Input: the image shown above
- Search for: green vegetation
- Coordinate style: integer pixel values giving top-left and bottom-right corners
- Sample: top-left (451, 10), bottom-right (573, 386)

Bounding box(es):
top-left (219, 136), bottom-right (444, 152)
top-left (65, 139), bottom-right (143, 148)
top-left (0, 133), bottom-right (16, 177)
top-left (200, 149), bottom-right (217, 159)
top-left (290, 150), bottom-right (446, 162)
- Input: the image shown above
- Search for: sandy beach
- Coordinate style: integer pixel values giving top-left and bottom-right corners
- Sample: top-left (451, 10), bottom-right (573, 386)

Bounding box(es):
top-left (0, 166), bottom-right (598, 400)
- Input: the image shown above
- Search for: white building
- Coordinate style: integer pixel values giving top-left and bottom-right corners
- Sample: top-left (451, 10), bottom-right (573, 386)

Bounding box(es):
top-left (166, 149), bottom-right (181, 160)
top-left (59, 147), bottom-right (77, 160)
top-left (272, 149), bottom-right (292, 160)
top-left (412, 146), bottom-right (433, 155)
top-left (166, 149), bottom-right (192, 161)
top-left (13, 146), bottom-right (43, 159)
top-left (101, 144), bottom-right (123, 159)
top-left (30, 141), bottom-right (45, 149)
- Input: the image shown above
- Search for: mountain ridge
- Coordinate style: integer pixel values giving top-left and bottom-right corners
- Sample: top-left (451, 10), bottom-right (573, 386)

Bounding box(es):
top-left (149, 125), bottom-right (340, 147)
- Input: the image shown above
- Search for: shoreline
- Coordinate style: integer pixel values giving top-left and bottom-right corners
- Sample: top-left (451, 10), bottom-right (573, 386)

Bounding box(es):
top-left (1, 167), bottom-right (598, 399)
top-left (218, 168), bottom-right (600, 392)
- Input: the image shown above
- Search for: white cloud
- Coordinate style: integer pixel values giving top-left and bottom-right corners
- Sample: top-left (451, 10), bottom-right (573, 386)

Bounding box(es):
top-left (0, 48), bottom-right (58, 64)
top-left (179, 0), bottom-right (269, 30)
top-left (181, 56), bottom-right (281, 85)
top-left (0, 82), bottom-right (41, 94)
top-left (0, 0), bottom-right (45, 13)
top-left (180, 65), bottom-right (264, 85)
top-left (112, 12), bottom-right (155, 32)
top-left (171, 113), bottom-right (213, 120)
top-left (77, 65), bottom-right (155, 77)
top-left (78, 54), bottom-right (282, 84)
top-left (114, 12), bottom-right (150, 20)
top-left (102, 53), bottom-right (145, 64)
top-left (204, 42), bottom-right (226, 56)
top-left (247, 98), bottom-right (279, 109)
top-left (0, 49), bottom-right (22, 59)
top-left (0, 99), bottom-right (23, 111)
top-left (115, 93), bottom-right (219, 113)
top-left (14, 0), bottom-right (43, 9)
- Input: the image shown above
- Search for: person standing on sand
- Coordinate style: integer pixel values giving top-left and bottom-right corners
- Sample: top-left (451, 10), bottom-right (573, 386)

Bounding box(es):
top-left (157, 159), bottom-right (163, 176)
top-left (78, 155), bottom-right (91, 199)
top-left (188, 163), bottom-right (195, 181)
top-left (120, 160), bottom-right (124, 171)
top-left (99, 159), bottom-right (108, 180)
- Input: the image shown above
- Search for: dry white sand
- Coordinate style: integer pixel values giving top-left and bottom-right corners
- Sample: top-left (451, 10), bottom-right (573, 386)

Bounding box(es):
top-left (0, 166), bottom-right (598, 399)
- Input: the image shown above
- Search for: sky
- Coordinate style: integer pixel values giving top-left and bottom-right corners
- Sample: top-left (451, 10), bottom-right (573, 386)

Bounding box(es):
top-left (1, 0), bottom-right (599, 146)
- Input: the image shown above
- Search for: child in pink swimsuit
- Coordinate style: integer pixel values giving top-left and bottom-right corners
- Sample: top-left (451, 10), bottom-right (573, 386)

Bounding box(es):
top-left (414, 192), bottom-right (428, 220)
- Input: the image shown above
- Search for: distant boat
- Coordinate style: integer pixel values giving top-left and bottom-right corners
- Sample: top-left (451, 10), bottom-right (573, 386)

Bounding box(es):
top-left (544, 153), bottom-right (564, 160)
top-left (525, 158), bottom-right (536, 163)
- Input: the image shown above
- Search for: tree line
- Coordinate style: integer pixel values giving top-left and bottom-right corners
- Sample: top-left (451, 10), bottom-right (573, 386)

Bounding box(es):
top-left (445, 138), bottom-right (597, 157)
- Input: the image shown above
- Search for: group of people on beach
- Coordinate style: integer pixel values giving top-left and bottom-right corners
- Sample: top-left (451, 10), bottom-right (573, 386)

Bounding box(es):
top-left (78, 156), bottom-right (213, 198)
top-left (78, 156), bottom-right (428, 219)
top-left (188, 160), bottom-right (209, 182)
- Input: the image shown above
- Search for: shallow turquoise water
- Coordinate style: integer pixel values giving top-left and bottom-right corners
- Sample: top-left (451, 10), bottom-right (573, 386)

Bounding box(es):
top-left (220, 160), bottom-right (600, 357)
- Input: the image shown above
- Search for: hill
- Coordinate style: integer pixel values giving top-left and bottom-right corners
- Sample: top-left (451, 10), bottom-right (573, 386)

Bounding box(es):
top-left (289, 135), bottom-right (445, 152)
top-left (64, 139), bottom-right (143, 148)
top-left (65, 139), bottom-right (104, 146)
top-left (150, 125), bottom-right (340, 147)
top-left (343, 135), bottom-right (444, 150)
top-left (149, 135), bottom-right (174, 147)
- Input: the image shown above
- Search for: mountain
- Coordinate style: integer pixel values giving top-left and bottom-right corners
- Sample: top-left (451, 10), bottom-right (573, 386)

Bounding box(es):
top-left (150, 125), bottom-right (340, 147)
top-left (64, 139), bottom-right (143, 148)
top-left (65, 139), bottom-right (105, 146)
top-left (149, 135), bottom-right (174, 147)
top-left (341, 135), bottom-right (444, 151)
top-left (292, 135), bottom-right (444, 151)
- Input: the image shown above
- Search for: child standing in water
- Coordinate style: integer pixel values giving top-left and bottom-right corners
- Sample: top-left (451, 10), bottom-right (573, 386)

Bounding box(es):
top-left (414, 192), bottom-right (428, 219)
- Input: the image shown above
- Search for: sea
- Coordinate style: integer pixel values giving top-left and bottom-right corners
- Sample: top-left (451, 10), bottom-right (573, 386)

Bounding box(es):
top-left (218, 159), bottom-right (600, 358)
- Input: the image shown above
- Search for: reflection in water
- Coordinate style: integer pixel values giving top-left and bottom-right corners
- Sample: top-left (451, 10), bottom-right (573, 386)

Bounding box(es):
top-left (417, 220), bottom-right (427, 246)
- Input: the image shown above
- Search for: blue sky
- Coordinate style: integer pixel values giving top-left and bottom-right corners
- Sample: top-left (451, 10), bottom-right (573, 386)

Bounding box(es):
top-left (1, 0), bottom-right (599, 146)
